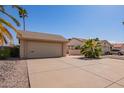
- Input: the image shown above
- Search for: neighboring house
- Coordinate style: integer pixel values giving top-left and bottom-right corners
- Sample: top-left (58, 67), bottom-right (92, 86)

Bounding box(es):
top-left (67, 38), bottom-right (86, 50)
top-left (100, 40), bottom-right (112, 54)
top-left (67, 38), bottom-right (86, 55)
top-left (17, 31), bottom-right (68, 59)
top-left (112, 43), bottom-right (124, 51)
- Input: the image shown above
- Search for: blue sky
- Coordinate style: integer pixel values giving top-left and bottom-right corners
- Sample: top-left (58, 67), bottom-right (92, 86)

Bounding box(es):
top-left (2, 5), bottom-right (124, 44)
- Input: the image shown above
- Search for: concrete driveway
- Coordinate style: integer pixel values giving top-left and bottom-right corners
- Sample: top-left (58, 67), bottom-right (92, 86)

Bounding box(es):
top-left (27, 56), bottom-right (124, 88)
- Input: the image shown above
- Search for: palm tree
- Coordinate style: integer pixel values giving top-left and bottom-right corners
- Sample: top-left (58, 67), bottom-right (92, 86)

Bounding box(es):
top-left (19, 9), bottom-right (28, 31)
top-left (80, 39), bottom-right (102, 58)
top-left (0, 5), bottom-right (24, 46)
top-left (13, 6), bottom-right (28, 31)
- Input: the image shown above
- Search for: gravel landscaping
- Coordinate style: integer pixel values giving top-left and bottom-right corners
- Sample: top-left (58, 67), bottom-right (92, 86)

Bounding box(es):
top-left (0, 60), bottom-right (29, 88)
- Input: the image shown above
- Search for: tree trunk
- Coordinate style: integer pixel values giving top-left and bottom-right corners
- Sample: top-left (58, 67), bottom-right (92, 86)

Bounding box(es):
top-left (23, 17), bottom-right (25, 31)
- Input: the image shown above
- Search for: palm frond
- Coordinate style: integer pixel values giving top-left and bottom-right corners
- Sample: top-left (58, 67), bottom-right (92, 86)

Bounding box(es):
top-left (0, 23), bottom-right (13, 44)
top-left (0, 33), bottom-right (5, 45)
top-left (4, 37), bottom-right (7, 44)
top-left (0, 10), bottom-right (20, 26)
top-left (13, 5), bottom-right (28, 17)
top-left (19, 9), bottom-right (28, 17)
top-left (0, 18), bottom-right (21, 35)
top-left (2, 34), bottom-right (7, 44)
top-left (0, 5), bottom-right (5, 11)
top-left (12, 5), bottom-right (23, 10)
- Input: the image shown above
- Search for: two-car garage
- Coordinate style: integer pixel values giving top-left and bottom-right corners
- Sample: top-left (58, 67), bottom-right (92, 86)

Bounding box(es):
top-left (26, 41), bottom-right (63, 58)
top-left (17, 31), bottom-right (67, 59)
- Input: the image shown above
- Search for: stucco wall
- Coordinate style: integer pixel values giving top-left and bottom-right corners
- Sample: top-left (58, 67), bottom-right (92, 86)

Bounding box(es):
top-left (69, 50), bottom-right (81, 55)
top-left (62, 43), bottom-right (67, 56)
top-left (20, 40), bottom-right (25, 58)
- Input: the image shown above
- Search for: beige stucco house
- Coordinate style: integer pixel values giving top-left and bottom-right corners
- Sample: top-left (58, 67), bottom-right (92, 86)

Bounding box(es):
top-left (17, 31), bottom-right (68, 59)
top-left (67, 38), bottom-right (86, 55)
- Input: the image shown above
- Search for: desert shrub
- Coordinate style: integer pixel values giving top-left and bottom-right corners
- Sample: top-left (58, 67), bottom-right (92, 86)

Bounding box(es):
top-left (0, 47), bottom-right (10, 59)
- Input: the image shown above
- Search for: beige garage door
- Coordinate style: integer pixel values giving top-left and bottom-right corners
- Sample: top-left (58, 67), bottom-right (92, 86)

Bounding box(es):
top-left (26, 41), bottom-right (63, 58)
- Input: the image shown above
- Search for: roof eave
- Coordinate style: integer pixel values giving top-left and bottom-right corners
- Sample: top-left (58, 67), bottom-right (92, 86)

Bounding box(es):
top-left (18, 37), bottom-right (68, 43)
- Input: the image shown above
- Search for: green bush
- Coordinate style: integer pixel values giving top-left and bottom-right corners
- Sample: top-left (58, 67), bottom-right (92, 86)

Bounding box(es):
top-left (0, 47), bottom-right (11, 59)
top-left (10, 46), bottom-right (19, 57)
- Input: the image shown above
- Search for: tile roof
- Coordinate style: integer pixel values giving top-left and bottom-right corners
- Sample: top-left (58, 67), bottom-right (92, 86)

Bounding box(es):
top-left (112, 43), bottom-right (124, 48)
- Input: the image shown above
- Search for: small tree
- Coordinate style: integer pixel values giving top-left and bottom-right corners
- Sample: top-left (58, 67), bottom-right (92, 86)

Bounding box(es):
top-left (80, 39), bottom-right (102, 58)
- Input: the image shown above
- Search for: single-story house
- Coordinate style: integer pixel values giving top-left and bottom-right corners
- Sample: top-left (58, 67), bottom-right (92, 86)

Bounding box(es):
top-left (112, 43), bottom-right (124, 51)
top-left (67, 38), bottom-right (86, 55)
top-left (67, 38), bottom-right (86, 50)
top-left (17, 31), bottom-right (68, 59)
